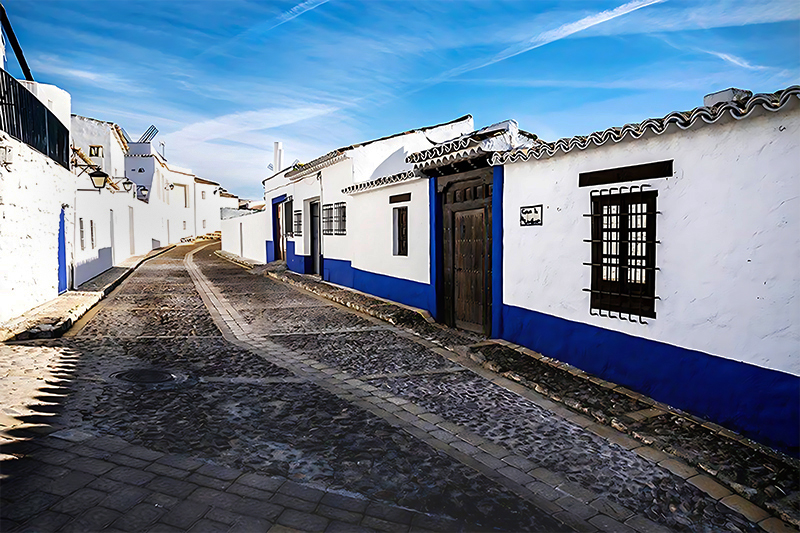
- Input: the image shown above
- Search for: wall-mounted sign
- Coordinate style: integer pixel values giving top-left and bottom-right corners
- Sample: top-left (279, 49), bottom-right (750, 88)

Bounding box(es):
top-left (520, 205), bottom-right (543, 226)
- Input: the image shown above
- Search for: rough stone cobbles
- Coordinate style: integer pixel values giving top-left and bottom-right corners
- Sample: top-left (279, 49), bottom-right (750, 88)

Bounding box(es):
top-left (0, 243), bottom-right (781, 533)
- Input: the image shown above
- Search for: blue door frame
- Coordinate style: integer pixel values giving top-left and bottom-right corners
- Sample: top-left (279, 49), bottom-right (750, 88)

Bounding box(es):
top-left (58, 207), bottom-right (67, 293)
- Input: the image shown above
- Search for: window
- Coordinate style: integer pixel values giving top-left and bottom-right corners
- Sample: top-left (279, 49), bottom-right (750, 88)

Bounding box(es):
top-left (88, 145), bottom-right (103, 158)
top-left (90, 220), bottom-right (96, 249)
top-left (283, 200), bottom-right (294, 237)
top-left (202, 219), bottom-right (207, 229)
top-left (334, 202), bottom-right (346, 235)
top-left (183, 221), bottom-right (187, 230)
top-left (201, 191), bottom-right (206, 200)
top-left (79, 218), bottom-right (85, 250)
top-left (322, 203), bottom-right (334, 235)
top-left (589, 190), bottom-right (657, 318)
top-left (393, 206), bottom-right (408, 256)
top-left (174, 184), bottom-right (190, 208)
top-left (293, 210), bottom-right (303, 236)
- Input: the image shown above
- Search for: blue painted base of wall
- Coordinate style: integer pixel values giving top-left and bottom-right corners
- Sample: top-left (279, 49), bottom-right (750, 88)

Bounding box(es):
top-left (499, 304), bottom-right (800, 456)
top-left (286, 241), bottom-right (314, 274)
top-left (323, 257), bottom-right (435, 314)
top-left (266, 240), bottom-right (274, 263)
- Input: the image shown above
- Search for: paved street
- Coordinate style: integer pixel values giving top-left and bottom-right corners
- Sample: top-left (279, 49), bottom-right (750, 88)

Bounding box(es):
top-left (0, 243), bottom-right (784, 532)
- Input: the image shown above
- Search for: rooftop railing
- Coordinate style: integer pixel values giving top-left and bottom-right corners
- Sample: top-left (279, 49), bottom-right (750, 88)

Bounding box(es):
top-left (0, 69), bottom-right (69, 169)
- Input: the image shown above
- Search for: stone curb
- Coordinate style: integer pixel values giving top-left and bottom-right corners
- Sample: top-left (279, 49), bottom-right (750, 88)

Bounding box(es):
top-left (0, 245), bottom-right (176, 342)
top-left (205, 248), bottom-right (797, 533)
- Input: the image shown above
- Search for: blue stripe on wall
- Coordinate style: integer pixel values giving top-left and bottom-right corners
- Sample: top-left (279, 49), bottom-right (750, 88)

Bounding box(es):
top-left (491, 166), bottom-right (503, 337)
top-left (499, 303), bottom-right (800, 455)
top-left (429, 178), bottom-right (441, 320)
top-left (323, 257), bottom-right (434, 314)
top-left (286, 240), bottom-right (314, 274)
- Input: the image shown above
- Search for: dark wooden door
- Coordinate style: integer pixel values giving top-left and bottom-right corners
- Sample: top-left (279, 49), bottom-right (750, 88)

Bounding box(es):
top-left (310, 201), bottom-right (320, 274)
top-left (440, 171), bottom-right (492, 335)
top-left (454, 208), bottom-right (487, 332)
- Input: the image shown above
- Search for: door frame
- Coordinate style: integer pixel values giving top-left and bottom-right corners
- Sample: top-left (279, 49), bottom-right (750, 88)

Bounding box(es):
top-left (310, 200), bottom-right (321, 275)
top-left (437, 168), bottom-right (493, 335)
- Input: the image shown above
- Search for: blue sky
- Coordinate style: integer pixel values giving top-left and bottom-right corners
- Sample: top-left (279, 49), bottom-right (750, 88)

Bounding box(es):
top-left (6, 0), bottom-right (799, 200)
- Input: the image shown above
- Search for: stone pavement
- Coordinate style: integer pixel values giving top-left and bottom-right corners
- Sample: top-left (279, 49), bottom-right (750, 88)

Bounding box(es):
top-left (0, 242), bottom-right (796, 532)
top-left (216, 247), bottom-right (799, 532)
top-left (0, 245), bottom-right (175, 342)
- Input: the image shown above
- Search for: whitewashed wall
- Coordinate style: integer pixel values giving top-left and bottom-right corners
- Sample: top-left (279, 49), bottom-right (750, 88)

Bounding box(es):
top-left (71, 116), bottom-right (127, 179)
top-left (221, 210), bottom-right (268, 263)
top-left (194, 181), bottom-right (223, 234)
top-left (503, 106), bottom-right (800, 376)
top-left (348, 178), bottom-right (430, 283)
top-left (0, 133), bottom-right (75, 322)
top-left (20, 82), bottom-right (71, 130)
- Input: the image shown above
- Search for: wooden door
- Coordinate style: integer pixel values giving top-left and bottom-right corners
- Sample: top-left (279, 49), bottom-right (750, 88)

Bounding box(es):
top-left (454, 208), bottom-right (487, 332)
top-left (440, 171), bottom-right (492, 335)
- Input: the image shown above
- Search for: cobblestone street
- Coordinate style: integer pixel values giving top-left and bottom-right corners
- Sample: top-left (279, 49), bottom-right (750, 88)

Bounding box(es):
top-left (0, 243), bottom-right (793, 532)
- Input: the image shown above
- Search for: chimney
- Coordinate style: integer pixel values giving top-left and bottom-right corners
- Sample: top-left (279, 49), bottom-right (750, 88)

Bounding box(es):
top-left (273, 141), bottom-right (283, 172)
top-left (703, 88), bottom-right (752, 108)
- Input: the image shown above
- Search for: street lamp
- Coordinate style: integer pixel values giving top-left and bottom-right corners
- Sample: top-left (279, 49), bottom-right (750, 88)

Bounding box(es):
top-left (89, 169), bottom-right (109, 191)
top-left (121, 179), bottom-right (134, 192)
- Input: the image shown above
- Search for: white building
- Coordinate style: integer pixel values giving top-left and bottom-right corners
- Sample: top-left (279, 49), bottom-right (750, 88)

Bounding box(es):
top-left (0, 74), bottom-right (74, 322)
top-left (239, 87), bottom-right (799, 455)
top-left (421, 86), bottom-right (799, 455)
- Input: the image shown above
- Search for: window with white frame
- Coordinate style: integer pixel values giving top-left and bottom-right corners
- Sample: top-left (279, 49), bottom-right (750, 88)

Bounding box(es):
top-left (202, 219), bottom-right (207, 229)
top-left (79, 218), bottom-right (85, 250)
top-left (90, 220), bottom-right (96, 249)
top-left (201, 190), bottom-right (206, 200)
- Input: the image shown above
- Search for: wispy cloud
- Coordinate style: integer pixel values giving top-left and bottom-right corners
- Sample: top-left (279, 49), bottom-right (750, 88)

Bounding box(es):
top-left (702, 50), bottom-right (770, 70)
top-left (199, 0), bottom-right (330, 57)
top-left (164, 103), bottom-right (339, 144)
top-left (433, 0), bottom-right (666, 82)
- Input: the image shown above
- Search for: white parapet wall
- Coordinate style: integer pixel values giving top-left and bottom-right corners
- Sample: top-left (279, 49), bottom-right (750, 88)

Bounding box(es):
top-left (221, 210), bottom-right (268, 264)
top-left (0, 133), bottom-right (76, 323)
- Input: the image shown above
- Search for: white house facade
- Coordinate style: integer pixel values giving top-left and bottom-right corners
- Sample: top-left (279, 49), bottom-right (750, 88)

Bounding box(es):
top-left (243, 87), bottom-right (799, 455)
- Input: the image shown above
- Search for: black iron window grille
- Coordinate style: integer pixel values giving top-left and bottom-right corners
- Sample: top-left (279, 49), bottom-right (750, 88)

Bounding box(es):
top-left (584, 185), bottom-right (659, 322)
top-left (322, 203), bottom-right (334, 235)
top-left (293, 210), bottom-right (302, 236)
top-left (334, 202), bottom-right (346, 235)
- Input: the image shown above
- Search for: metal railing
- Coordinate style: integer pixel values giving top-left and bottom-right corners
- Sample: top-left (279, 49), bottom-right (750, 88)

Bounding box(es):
top-left (0, 69), bottom-right (69, 169)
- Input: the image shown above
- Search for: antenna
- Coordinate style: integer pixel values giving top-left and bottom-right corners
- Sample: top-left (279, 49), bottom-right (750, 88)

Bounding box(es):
top-left (138, 125), bottom-right (158, 143)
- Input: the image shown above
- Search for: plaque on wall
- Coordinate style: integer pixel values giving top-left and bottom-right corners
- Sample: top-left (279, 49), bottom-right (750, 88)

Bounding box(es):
top-left (520, 205), bottom-right (543, 226)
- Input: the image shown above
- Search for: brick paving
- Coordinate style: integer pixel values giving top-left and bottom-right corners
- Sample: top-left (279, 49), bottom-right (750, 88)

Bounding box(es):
top-left (1, 242), bottom-right (796, 532)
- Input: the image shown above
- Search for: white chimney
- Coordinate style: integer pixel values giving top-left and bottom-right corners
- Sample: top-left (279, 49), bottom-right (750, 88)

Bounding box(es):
top-left (273, 141), bottom-right (283, 172)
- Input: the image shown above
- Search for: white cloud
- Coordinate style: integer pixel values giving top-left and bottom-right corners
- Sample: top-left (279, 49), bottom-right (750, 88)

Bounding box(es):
top-left (434, 0), bottom-right (666, 82)
top-left (702, 50), bottom-right (770, 71)
top-left (165, 104), bottom-right (339, 144)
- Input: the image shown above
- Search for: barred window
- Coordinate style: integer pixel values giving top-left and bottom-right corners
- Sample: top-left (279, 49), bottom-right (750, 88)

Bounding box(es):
top-left (90, 220), bottom-right (96, 249)
top-left (334, 202), bottom-right (346, 235)
top-left (293, 210), bottom-right (303, 236)
top-left (322, 203), bottom-right (334, 236)
top-left (79, 218), bottom-right (85, 250)
top-left (89, 145), bottom-right (103, 157)
top-left (589, 190), bottom-right (657, 318)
